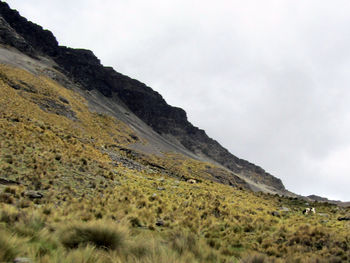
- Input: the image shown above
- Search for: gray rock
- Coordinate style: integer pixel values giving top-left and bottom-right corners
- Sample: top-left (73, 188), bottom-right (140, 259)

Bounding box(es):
top-left (280, 207), bottom-right (290, 212)
top-left (25, 191), bottom-right (43, 199)
top-left (318, 213), bottom-right (329, 217)
top-left (0, 177), bottom-right (20, 185)
top-left (58, 96), bottom-right (69, 104)
top-left (14, 257), bottom-right (32, 263)
top-left (155, 219), bottom-right (164, 226)
top-left (271, 211), bottom-right (280, 217)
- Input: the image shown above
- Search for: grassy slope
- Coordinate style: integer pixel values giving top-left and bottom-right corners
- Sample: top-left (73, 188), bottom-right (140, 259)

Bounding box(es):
top-left (0, 64), bottom-right (350, 263)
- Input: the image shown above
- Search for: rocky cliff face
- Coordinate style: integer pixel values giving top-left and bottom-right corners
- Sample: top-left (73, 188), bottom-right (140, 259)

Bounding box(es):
top-left (0, 1), bottom-right (285, 192)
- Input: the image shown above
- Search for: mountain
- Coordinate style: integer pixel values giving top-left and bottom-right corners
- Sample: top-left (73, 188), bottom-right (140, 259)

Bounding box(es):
top-left (0, 1), bottom-right (286, 194)
top-left (1, 2), bottom-right (349, 262)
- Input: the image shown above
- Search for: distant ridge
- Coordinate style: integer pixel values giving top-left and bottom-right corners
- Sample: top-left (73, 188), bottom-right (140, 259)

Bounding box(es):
top-left (307, 195), bottom-right (350, 207)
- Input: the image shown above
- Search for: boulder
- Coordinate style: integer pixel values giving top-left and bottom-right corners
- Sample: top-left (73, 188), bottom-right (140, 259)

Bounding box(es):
top-left (14, 258), bottom-right (32, 263)
top-left (155, 219), bottom-right (164, 226)
top-left (25, 191), bottom-right (43, 199)
top-left (318, 213), bottom-right (329, 217)
top-left (271, 211), bottom-right (280, 217)
top-left (279, 207), bottom-right (290, 212)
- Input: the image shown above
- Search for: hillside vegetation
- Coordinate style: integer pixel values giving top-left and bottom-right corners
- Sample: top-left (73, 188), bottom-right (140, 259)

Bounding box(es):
top-left (1, 64), bottom-right (350, 262)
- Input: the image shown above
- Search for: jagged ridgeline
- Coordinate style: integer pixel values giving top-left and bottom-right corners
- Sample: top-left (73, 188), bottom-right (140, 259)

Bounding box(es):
top-left (0, 1), bottom-right (350, 263)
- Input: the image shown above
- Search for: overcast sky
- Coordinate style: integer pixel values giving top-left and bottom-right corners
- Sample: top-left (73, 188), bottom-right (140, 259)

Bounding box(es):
top-left (7, 0), bottom-right (350, 201)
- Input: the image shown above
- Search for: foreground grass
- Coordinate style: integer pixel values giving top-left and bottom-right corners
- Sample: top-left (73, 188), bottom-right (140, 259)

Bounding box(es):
top-left (1, 183), bottom-right (349, 263)
top-left (0, 64), bottom-right (350, 262)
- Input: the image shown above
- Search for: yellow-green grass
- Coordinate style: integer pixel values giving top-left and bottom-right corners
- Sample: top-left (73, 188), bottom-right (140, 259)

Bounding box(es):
top-left (0, 64), bottom-right (350, 262)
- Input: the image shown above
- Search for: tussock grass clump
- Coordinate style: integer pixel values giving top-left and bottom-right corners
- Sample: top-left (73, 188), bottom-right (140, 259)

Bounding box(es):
top-left (0, 192), bottom-right (15, 204)
top-left (128, 237), bottom-right (153, 259)
top-left (60, 221), bottom-right (127, 250)
top-left (59, 245), bottom-right (105, 263)
top-left (0, 204), bottom-right (21, 224)
top-left (240, 252), bottom-right (269, 263)
top-left (167, 229), bottom-right (218, 261)
top-left (168, 230), bottom-right (198, 256)
top-left (0, 230), bottom-right (19, 262)
top-left (12, 212), bottom-right (46, 238)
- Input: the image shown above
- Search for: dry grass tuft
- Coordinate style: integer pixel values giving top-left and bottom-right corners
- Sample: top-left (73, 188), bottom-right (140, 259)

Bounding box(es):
top-left (0, 230), bottom-right (20, 262)
top-left (60, 221), bottom-right (127, 251)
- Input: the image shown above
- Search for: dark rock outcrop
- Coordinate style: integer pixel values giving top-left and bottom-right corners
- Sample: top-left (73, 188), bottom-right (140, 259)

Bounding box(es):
top-left (0, 1), bottom-right (57, 56)
top-left (338, 217), bottom-right (350, 221)
top-left (0, 16), bottom-right (35, 56)
top-left (0, 177), bottom-right (20, 185)
top-left (0, 1), bottom-right (285, 192)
